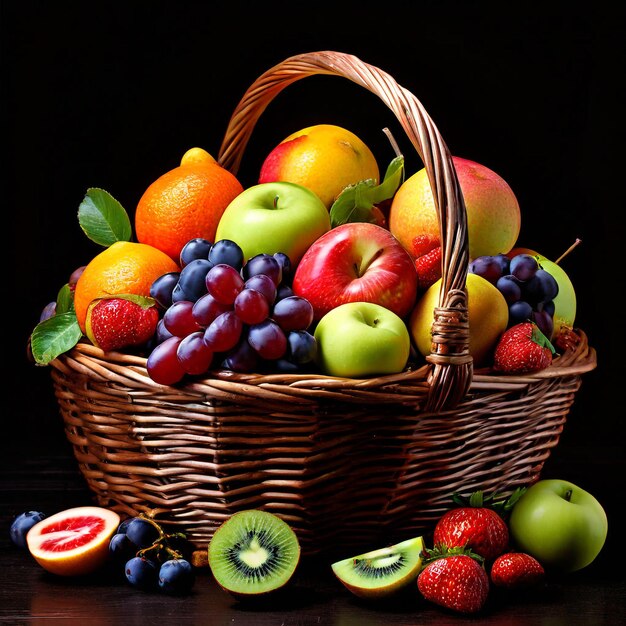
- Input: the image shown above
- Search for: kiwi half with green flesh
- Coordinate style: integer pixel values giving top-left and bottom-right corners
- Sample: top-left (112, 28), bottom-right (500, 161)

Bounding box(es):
top-left (208, 509), bottom-right (301, 597)
top-left (331, 536), bottom-right (425, 599)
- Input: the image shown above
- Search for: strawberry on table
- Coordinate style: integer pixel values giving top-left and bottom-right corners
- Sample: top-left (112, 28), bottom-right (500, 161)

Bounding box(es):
top-left (433, 490), bottom-right (524, 561)
top-left (417, 546), bottom-right (489, 614)
top-left (493, 321), bottom-right (555, 374)
top-left (490, 552), bottom-right (545, 589)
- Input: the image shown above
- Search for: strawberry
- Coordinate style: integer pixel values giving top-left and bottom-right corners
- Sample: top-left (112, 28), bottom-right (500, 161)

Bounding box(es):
top-left (490, 552), bottom-right (545, 589)
top-left (417, 546), bottom-right (489, 614)
top-left (493, 321), bottom-right (555, 374)
top-left (85, 295), bottom-right (159, 352)
top-left (433, 490), bottom-right (524, 561)
top-left (411, 234), bottom-right (441, 290)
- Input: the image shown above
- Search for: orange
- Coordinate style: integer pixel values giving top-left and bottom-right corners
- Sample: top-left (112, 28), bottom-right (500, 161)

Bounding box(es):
top-left (135, 161), bottom-right (244, 261)
top-left (74, 240), bottom-right (179, 333)
top-left (258, 124), bottom-right (380, 209)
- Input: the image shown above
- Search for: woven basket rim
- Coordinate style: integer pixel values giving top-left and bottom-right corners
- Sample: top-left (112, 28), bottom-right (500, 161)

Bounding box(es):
top-left (53, 326), bottom-right (596, 392)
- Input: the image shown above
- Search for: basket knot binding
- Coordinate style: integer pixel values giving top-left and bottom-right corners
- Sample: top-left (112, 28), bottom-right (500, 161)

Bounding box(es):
top-left (424, 288), bottom-right (473, 411)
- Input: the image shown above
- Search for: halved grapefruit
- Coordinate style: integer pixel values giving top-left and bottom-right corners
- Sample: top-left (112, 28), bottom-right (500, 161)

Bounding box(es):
top-left (26, 506), bottom-right (120, 576)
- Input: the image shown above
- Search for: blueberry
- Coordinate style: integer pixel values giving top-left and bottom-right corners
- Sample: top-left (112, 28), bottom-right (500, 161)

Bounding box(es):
top-left (125, 517), bottom-right (160, 549)
top-left (125, 556), bottom-right (159, 590)
top-left (10, 511), bottom-right (46, 549)
top-left (158, 558), bottom-right (195, 594)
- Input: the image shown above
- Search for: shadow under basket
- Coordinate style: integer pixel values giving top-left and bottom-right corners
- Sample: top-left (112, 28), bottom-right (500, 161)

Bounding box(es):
top-left (48, 51), bottom-right (597, 556)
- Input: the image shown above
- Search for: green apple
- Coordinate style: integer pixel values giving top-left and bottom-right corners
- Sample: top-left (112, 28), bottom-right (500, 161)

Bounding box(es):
top-left (215, 181), bottom-right (330, 266)
top-left (509, 479), bottom-right (608, 572)
top-left (314, 302), bottom-right (410, 378)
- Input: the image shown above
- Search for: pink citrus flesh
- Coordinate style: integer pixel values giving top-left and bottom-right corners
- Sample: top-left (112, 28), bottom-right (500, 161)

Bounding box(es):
top-left (26, 506), bottom-right (120, 576)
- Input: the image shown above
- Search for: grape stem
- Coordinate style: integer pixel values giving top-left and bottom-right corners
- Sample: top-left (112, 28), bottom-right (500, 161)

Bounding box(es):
top-left (136, 511), bottom-right (186, 561)
top-left (555, 238), bottom-right (582, 265)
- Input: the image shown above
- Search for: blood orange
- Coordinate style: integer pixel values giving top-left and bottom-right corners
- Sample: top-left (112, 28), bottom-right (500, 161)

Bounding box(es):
top-left (26, 506), bottom-right (120, 576)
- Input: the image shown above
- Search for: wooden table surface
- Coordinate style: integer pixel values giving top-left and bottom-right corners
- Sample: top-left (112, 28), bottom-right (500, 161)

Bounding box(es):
top-left (2, 432), bottom-right (624, 625)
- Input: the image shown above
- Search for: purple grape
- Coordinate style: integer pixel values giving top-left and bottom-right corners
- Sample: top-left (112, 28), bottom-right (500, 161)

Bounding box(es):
top-left (204, 311), bottom-right (243, 352)
top-left (234, 288), bottom-right (270, 325)
top-left (177, 331), bottom-right (214, 375)
top-left (180, 238), bottom-right (212, 268)
top-left (508, 300), bottom-right (533, 326)
top-left (510, 254), bottom-right (539, 281)
top-left (243, 254), bottom-right (282, 286)
top-left (286, 330), bottom-right (317, 364)
top-left (192, 293), bottom-right (231, 327)
top-left (10, 511), bottom-right (46, 548)
top-left (221, 336), bottom-right (259, 373)
top-left (532, 309), bottom-right (554, 339)
top-left (209, 239), bottom-right (244, 271)
top-left (525, 269), bottom-right (559, 304)
top-left (39, 301), bottom-right (57, 322)
top-left (469, 256), bottom-right (502, 284)
top-left (171, 283), bottom-right (190, 303)
top-left (155, 318), bottom-right (174, 344)
top-left (150, 272), bottom-right (181, 309)
top-left (272, 296), bottom-right (314, 332)
top-left (539, 300), bottom-right (556, 317)
top-left (177, 259), bottom-right (213, 302)
top-left (493, 253), bottom-right (511, 275)
top-left (244, 274), bottom-right (277, 305)
top-left (276, 284), bottom-right (294, 302)
top-left (496, 275), bottom-right (522, 303)
top-left (125, 517), bottom-right (159, 549)
top-left (248, 320), bottom-right (287, 360)
top-left (163, 301), bottom-right (202, 337)
top-left (273, 252), bottom-right (292, 284)
top-left (205, 264), bottom-right (245, 305)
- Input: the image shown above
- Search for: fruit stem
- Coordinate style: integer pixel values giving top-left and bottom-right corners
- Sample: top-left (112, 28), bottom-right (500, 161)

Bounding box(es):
top-left (565, 489), bottom-right (573, 502)
top-left (273, 195), bottom-right (280, 209)
top-left (555, 238), bottom-right (582, 265)
top-left (382, 127), bottom-right (403, 159)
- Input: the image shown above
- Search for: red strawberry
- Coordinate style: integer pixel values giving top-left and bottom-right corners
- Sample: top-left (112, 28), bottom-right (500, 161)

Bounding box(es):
top-left (433, 490), bottom-right (523, 561)
top-left (411, 234), bottom-right (441, 290)
top-left (85, 296), bottom-right (159, 352)
top-left (418, 546), bottom-right (489, 614)
top-left (490, 552), bottom-right (545, 589)
top-left (494, 321), bottom-right (555, 374)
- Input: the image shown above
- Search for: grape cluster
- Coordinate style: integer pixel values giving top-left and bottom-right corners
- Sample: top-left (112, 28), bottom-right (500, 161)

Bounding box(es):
top-left (469, 252), bottom-right (559, 338)
top-left (109, 514), bottom-right (195, 595)
top-left (147, 238), bottom-right (317, 385)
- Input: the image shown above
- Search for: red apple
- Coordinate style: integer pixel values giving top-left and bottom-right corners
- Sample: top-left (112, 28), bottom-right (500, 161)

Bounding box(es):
top-left (292, 222), bottom-right (417, 321)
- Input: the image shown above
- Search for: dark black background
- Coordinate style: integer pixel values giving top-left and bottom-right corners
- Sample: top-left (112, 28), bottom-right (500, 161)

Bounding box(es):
top-left (2, 2), bottom-right (622, 497)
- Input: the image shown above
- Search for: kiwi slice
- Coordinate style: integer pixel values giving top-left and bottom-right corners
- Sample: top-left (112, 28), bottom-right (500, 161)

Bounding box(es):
top-left (208, 509), bottom-right (301, 597)
top-left (331, 535), bottom-right (425, 599)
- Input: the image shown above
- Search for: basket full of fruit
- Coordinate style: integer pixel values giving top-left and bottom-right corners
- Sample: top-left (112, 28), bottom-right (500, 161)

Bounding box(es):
top-left (29, 51), bottom-right (596, 555)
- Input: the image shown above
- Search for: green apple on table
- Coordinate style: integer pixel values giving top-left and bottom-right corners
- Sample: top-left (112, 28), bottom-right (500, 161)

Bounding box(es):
top-left (509, 479), bottom-right (608, 572)
top-left (314, 302), bottom-right (410, 378)
top-left (215, 181), bottom-right (330, 266)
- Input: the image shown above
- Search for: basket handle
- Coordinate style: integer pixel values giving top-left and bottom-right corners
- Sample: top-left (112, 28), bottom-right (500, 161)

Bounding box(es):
top-left (217, 50), bottom-right (472, 411)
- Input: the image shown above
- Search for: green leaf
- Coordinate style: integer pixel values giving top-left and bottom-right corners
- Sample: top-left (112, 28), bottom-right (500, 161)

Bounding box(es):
top-left (56, 284), bottom-right (75, 314)
top-left (91, 294), bottom-right (156, 309)
top-left (329, 156), bottom-right (404, 228)
top-left (30, 312), bottom-right (83, 365)
top-left (78, 187), bottom-right (132, 246)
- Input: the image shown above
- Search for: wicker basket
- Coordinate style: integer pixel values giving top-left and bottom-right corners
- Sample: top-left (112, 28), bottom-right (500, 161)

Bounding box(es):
top-left (50, 51), bottom-right (596, 555)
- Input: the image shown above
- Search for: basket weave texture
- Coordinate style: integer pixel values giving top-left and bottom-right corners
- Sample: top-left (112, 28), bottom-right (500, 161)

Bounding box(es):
top-left (50, 51), bottom-right (596, 554)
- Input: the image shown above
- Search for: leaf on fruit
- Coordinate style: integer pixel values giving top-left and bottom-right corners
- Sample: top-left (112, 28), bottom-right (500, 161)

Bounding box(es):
top-left (91, 294), bottom-right (156, 309)
top-left (329, 155), bottom-right (404, 228)
top-left (56, 284), bottom-right (75, 314)
top-left (30, 312), bottom-right (83, 366)
top-left (78, 188), bottom-right (132, 247)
